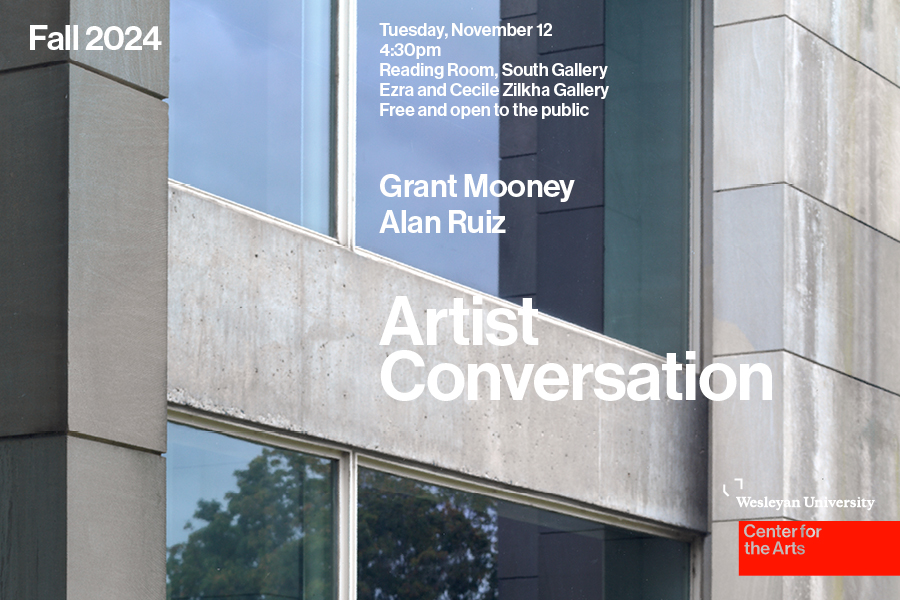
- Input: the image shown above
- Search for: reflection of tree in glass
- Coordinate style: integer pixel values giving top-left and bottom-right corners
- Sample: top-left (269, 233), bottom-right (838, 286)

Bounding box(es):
top-left (167, 449), bottom-right (334, 600)
top-left (357, 469), bottom-right (498, 600)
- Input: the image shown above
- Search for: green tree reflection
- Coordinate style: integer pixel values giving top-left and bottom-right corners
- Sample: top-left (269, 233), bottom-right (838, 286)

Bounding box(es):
top-left (167, 456), bottom-right (497, 600)
top-left (166, 448), bottom-right (334, 600)
top-left (357, 469), bottom-right (498, 600)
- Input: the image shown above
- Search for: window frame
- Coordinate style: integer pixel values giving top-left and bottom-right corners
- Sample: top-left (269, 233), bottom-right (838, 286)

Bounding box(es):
top-left (168, 405), bottom-right (705, 600)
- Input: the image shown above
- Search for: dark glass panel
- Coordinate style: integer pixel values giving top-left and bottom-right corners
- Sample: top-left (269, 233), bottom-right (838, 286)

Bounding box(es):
top-left (358, 468), bottom-right (690, 600)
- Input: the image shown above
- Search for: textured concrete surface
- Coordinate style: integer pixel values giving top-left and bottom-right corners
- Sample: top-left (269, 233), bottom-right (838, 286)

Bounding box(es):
top-left (712, 2), bottom-right (900, 597)
top-left (68, 436), bottom-right (166, 600)
top-left (168, 183), bottom-right (708, 531)
top-left (0, 437), bottom-right (165, 600)
top-left (0, 65), bottom-right (167, 452)
top-left (715, 0), bottom-right (900, 86)
top-left (0, 437), bottom-right (67, 600)
top-left (784, 21), bottom-right (900, 240)
top-left (714, 18), bottom-right (900, 241)
top-left (68, 65), bottom-right (168, 453)
top-left (713, 351), bottom-right (900, 522)
top-left (0, 1), bottom-right (69, 73)
top-left (714, 184), bottom-right (900, 396)
top-left (0, 0), bottom-right (168, 97)
top-left (711, 522), bottom-right (783, 600)
top-left (1, 15), bottom-right (167, 595)
top-left (789, 0), bottom-right (900, 86)
top-left (71, 0), bottom-right (169, 96)
top-left (713, 18), bottom-right (786, 192)
top-left (0, 65), bottom-right (69, 435)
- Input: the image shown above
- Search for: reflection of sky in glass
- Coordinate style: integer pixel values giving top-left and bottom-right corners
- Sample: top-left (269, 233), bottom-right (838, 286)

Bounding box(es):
top-left (356, 1), bottom-right (500, 295)
top-left (169, 0), bottom-right (332, 233)
top-left (166, 423), bottom-right (265, 547)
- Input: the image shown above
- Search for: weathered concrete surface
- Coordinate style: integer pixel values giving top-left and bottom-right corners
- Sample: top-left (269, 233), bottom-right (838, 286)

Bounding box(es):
top-left (714, 184), bottom-right (900, 396)
top-left (168, 183), bottom-right (708, 532)
top-left (712, 351), bottom-right (900, 522)
top-left (714, 18), bottom-right (900, 241)
top-left (712, 4), bottom-right (900, 599)
top-left (0, 0), bottom-right (169, 97)
top-left (715, 0), bottom-right (900, 87)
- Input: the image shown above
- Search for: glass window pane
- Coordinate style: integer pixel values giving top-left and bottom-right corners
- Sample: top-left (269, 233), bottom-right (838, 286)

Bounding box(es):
top-left (355, 0), bottom-right (691, 356)
top-left (603, 0), bottom-right (690, 355)
top-left (358, 468), bottom-right (690, 600)
top-left (166, 423), bottom-right (336, 600)
top-left (169, 0), bottom-right (333, 234)
top-left (355, 0), bottom-right (501, 295)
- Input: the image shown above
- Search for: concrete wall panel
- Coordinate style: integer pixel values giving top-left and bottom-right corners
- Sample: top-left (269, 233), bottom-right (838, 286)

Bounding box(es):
top-left (67, 65), bottom-right (168, 453)
top-left (0, 437), bottom-right (67, 600)
top-left (787, 0), bottom-right (900, 86)
top-left (67, 437), bottom-right (166, 600)
top-left (785, 22), bottom-right (900, 240)
top-left (713, 19), bottom-right (786, 191)
top-left (715, 0), bottom-right (900, 87)
top-left (713, 185), bottom-right (784, 356)
top-left (715, 19), bottom-right (900, 240)
top-left (714, 184), bottom-right (900, 395)
top-left (167, 184), bottom-right (708, 531)
top-left (713, 352), bottom-right (900, 522)
top-left (0, 65), bottom-right (69, 436)
top-left (0, 0), bottom-right (168, 97)
top-left (710, 353), bottom-right (785, 520)
top-left (782, 188), bottom-right (900, 395)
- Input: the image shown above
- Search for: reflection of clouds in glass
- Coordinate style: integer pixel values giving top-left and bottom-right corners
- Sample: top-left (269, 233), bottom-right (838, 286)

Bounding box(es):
top-left (357, 0), bottom-right (501, 295)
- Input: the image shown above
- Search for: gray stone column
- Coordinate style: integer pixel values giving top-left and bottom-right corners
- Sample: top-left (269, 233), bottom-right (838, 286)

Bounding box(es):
top-left (0, 2), bottom-right (168, 598)
top-left (711, 1), bottom-right (900, 598)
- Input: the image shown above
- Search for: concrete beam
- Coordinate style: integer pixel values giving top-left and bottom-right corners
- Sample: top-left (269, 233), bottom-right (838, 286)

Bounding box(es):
top-left (167, 183), bottom-right (709, 532)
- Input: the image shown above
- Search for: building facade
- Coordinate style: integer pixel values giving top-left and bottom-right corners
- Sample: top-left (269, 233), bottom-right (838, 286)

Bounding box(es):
top-left (1, 0), bottom-right (899, 598)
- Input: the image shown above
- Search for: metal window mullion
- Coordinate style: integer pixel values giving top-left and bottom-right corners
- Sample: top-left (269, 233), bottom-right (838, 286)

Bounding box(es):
top-left (337, 450), bottom-right (358, 600)
top-left (691, 0), bottom-right (715, 598)
top-left (334, 0), bottom-right (357, 249)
